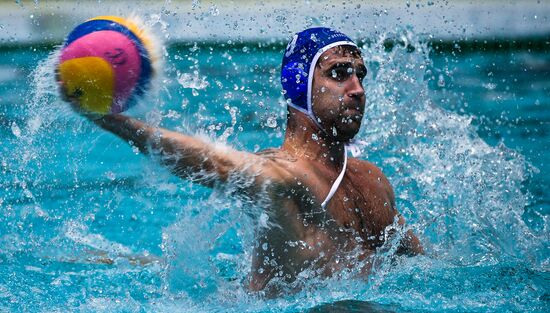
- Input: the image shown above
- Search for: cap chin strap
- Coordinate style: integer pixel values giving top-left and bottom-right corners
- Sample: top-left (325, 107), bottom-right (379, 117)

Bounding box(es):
top-left (346, 139), bottom-right (363, 157)
top-left (292, 41), bottom-right (360, 209)
top-left (321, 145), bottom-right (348, 209)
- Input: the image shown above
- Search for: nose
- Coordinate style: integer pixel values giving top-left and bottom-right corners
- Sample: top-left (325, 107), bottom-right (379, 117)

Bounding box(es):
top-left (347, 74), bottom-right (365, 99)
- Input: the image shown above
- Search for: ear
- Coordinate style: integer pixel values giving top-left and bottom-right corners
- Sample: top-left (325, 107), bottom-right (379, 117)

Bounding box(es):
top-left (281, 61), bottom-right (307, 109)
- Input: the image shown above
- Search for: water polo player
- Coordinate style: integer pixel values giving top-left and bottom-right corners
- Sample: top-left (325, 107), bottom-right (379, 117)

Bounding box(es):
top-left (62, 27), bottom-right (423, 295)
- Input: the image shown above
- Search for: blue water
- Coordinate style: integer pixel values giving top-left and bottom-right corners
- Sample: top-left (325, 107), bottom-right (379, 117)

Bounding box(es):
top-left (0, 29), bottom-right (548, 312)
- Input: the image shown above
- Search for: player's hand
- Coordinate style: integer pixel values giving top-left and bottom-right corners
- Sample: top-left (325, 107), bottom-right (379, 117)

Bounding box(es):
top-left (57, 78), bottom-right (104, 122)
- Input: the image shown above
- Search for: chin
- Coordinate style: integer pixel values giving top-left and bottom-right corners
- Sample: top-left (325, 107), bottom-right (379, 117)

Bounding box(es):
top-left (335, 123), bottom-right (361, 142)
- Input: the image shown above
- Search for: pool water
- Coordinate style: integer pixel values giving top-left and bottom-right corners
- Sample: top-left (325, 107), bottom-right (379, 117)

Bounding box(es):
top-left (0, 29), bottom-right (548, 312)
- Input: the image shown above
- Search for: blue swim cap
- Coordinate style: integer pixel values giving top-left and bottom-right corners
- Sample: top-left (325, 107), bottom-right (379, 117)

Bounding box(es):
top-left (281, 27), bottom-right (357, 126)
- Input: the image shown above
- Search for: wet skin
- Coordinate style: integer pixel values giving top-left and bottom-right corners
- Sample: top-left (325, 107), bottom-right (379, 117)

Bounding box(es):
top-left (247, 47), bottom-right (422, 293)
top-left (69, 46), bottom-right (422, 296)
top-left (310, 46), bottom-right (368, 142)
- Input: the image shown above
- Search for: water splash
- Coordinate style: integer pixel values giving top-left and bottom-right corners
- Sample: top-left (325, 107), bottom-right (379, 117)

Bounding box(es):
top-left (2, 19), bottom-right (547, 311)
top-left (176, 71), bottom-right (209, 96)
top-left (354, 28), bottom-right (546, 311)
top-left (156, 28), bottom-right (546, 312)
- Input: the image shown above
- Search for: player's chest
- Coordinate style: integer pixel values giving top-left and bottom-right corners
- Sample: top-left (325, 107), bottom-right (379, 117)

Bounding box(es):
top-left (324, 173), bottom-right (395, 236)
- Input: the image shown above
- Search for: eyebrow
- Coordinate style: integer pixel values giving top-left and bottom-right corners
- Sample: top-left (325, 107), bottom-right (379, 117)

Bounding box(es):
top-left (327, 61), bottom-right (353, 69)
top-left (325, 61), bottom-right (367, 73)
top-left (319, 55), bottom-right (364, 67)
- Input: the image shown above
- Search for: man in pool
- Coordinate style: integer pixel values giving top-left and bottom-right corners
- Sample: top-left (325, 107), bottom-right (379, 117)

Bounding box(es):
top-left (69, 27), bottom-right (422, 294)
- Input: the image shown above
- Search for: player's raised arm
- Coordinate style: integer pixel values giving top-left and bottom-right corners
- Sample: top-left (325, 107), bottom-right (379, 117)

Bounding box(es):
top-left (56, 16), bottom-right (290, 195)
top-left (95, 114), bottom-right (278, 190)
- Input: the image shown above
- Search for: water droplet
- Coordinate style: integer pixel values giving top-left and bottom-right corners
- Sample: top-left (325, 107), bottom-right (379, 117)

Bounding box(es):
top-left (262, 243), bottom-right (268, 251)
top-left (105, 171), bottom-right (116, 181)
top-left (209, 4), bottom-right (219, 16)
top-left (177, 71), bottom-right (209, 98)
top-left (437, 74), bottom-right (445, 87)
top-left (11, 122), bottom-right (21, 138)
top-left (266, 116), bottom-right (277, 128)
top-left (181, 98), bottom-right (189, 109)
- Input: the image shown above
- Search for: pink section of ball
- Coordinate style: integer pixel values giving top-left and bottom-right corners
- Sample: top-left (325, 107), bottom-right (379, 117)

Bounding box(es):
top-left (60, 30), bottom-right (142, 113)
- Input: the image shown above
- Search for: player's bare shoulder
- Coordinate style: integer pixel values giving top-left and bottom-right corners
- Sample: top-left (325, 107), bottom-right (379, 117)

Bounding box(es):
top-left (254, 148), bottom-right (300, 185)
top-left (347, 157), bottom-right (395, 202)
top-left (252, 148), bottom-right (310, 214)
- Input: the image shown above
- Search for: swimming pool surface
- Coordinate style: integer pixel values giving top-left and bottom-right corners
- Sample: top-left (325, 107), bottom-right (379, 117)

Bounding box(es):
top-left (0, 29), bottom-right (548, 312)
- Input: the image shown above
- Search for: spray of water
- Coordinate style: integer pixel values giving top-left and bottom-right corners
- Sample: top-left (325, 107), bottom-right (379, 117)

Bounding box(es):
top-left (3, 14), bottom-right (546, 310)
top-left (156, 29), bottom-right (545, 312)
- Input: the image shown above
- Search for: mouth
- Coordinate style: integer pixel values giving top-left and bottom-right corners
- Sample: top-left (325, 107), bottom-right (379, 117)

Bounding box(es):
top-left (339, 114), bottom-right (363, 128)
top-left (340, 108), bottom-right (363, 121)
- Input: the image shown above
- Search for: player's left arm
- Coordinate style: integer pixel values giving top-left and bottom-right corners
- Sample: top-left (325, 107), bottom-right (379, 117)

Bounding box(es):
top-left (381, 168), bottom-right (424, 256)
top-left (395, 215), bottom-right (424, 256)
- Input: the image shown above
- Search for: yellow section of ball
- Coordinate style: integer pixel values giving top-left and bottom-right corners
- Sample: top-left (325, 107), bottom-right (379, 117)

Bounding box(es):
top-left (58, 57), bottom-right (114, 115)
top-left (89, 15), bottom-right (155, 63)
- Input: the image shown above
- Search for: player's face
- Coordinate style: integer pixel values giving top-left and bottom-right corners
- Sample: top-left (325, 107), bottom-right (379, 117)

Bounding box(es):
top-left (311, 46), bottom-right (366, 142)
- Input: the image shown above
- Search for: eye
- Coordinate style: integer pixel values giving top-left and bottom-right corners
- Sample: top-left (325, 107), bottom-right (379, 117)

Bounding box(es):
top-left (329, 66), bottom-right (351, 81)
top-left (356, 67), bottom-right (367, 82)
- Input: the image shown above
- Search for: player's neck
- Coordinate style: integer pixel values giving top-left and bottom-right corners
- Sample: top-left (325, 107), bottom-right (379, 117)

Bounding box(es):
top-left (283, 113), bottom-right (345, 167)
